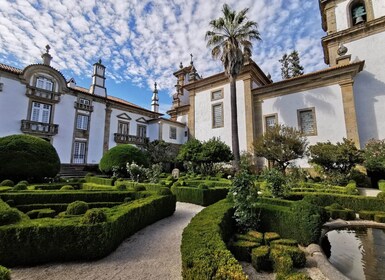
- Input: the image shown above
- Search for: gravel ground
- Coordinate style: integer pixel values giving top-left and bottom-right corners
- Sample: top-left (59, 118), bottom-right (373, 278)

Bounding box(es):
top-left (11, 202), bottom-right (204, 280)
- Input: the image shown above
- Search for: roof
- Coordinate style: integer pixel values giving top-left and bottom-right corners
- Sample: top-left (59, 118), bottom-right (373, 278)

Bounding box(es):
top-left (147, 117), bottom-right (186, 127)
top-left (0, 63), bottom-right (23, 74)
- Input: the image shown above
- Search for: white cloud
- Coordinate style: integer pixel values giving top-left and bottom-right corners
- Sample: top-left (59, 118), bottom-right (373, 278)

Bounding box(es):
top-left (0, 0), bottom-right (326, 95)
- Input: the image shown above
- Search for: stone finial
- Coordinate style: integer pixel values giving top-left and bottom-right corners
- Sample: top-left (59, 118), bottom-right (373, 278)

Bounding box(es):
top-left (42, 44), bottom-right (53, 65)
top-left (45, 44), bottom-right (51, 53)
top-left (179, 62), bottom-right (183, 69)
top-left (98, 58), bottom-right (102, 64)
top-left (151, 81), bottom-right (159, 113)
top-left (190, 53), bottom-right (194, 65)
top-left (337, 43), bottom-right (348, 56)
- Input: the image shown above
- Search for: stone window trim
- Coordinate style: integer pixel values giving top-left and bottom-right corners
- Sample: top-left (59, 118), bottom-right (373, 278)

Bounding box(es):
top-left (137, 124), bottom-right (147, 138)
top-left (263, 113), bottom-right (278, 132)
top-left (79, 98), bottom-right (91, 105)
top-left (76, 113), bottom-right (89, 131)
top-left (35, 75), bottom-right (55, 92)
top-left (212, 102), bottom-right (224, 128)
top-left (211, 88), bottom-right (224, 101)
top-left (347, 0), bottom-right (373, 27)
top-left (169, 126), bottom-right (177, 140)
top-left (117, 120), bottom-right (130, 135)
top-left (297, 107), bottom-right (318, 136)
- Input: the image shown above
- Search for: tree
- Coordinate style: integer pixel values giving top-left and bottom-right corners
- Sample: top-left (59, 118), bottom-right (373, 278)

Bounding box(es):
top-left (145, 140), bottom-right (180, 171)
top-left (253, 124), bottom-right (308, 172)
top-left (0, 134), bottom-right (60, 182)
top-left (279, 50), bottom-right (304, 79)
top-left (206, 4), bottom-right (261, 170)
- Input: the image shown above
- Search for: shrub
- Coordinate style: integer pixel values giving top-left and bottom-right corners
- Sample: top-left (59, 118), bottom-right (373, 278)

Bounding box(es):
top-left (0, 134), bottom-right (60, 182)
top-left (251, 246), bottom-right (271, 272)
top-left (198, 183), bottom-right (209, 190)
top-left (229, 240), bottom-right (259, 262)
top-left (66, 201), bottom-right (89, 215)
top-left (264, 232), bottom-right (281, 244)
top-left (0, 199), bottom-right (22, 226)
top-left (12, 183), bottom-right (28, 191)
top-left (270, 245), bottom-right (306, 268)
top-left (157, 187), bottom-right (172, 196)
top-left (325, 206), bottom-right (355, 220)
top-left (116, 184), bottom-right (127, 191)
top-left (271, 239), bottom-right (298, 247)
top-left (379, 180), bottom-right (385, 192)
top-left (181, 199), bottom-right (247, 280)
top-left (358, 210), bottom-right (378, 220)
top-left (124, 197), bottom-right (133, 203)
top-left (0, 180), bottom-right (14, 187)
top-left (81, 208), bottom-right (107, 224)
top-left (99, 145), bottom-right (147, 176)
top-left (133, 185), bottom-right (146, 192)
top-left (26, 208), bottom-right (56, 219)
top-left (346, 181), bottom-right (359, 195)
top-left (60, 185), bottom-right (74, 191)
top-left (374, 213), bottom-right (385, 223)
top-left (272, 254), bottom-right (293, 275)
top-left (363, 139), bottom-right (385, 173)
top-left (172, 186), bottom-right (229, 206)
top-left (377, 192), bottom-right (385, 200)
top-left (18, 180), bottom-right (29, 186)
top-left (0, 265), bottom-right (10, 280)
top-left (260, 169), bottom-right (288, 198)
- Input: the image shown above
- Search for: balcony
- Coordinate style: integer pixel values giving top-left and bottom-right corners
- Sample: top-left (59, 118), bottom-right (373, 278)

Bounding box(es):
top-left (21, 120), bottom-right (59, 136)
top-left (74, 101), bottom-right (93, 112)
top-left (114, 133), bottom-right (148, 145)
top-left (26, 86), bottom-right (61, 103)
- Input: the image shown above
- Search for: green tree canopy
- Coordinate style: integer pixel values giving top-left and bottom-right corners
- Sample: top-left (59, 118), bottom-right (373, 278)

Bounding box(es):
top-left (253, 124), bottom-right (308, 172)
top-left (363, 139), bottom-right (385, 173)
top-left (279, 50), bottom-right (304, 79)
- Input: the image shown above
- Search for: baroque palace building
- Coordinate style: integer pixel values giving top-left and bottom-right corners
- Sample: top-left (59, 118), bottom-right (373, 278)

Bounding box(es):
top-left (0, 0), bottom-right (385, 169)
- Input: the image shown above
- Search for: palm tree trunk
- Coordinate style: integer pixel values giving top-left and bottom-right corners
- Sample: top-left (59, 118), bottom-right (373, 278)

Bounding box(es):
top-left (230, 76), bottom-right (240, 170)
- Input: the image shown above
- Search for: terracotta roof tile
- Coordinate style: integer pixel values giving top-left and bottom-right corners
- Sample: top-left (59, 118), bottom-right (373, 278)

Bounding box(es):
top-left (0, 63), bottom-right (22, 74)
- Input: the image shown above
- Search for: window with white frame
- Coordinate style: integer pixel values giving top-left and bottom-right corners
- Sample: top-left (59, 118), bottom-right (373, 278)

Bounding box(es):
top-left (36, 77), bottom-right (53, 91)
top-left (169, 126), bottom-right (177, 140)
top-left (79, 98), bottom-right (90, 105)
top-left (31, 102), bottom-right (51, 123)
top-left (212, 103), bottom-right (224, 128)
top-left (298, 108), bottom-right (317, 136)
top-left (137, 125), bottom-right (147, 138)
top-left (118, 121), bottom-right (129, 135)
top-left (76, 114), bottom-right (89, 130)
top-left (73, 141), bottom-right (86, 164)
top-left (264, 114), bottom-right (277, 130)
top-left (211, 89), bottom-right (223, 101)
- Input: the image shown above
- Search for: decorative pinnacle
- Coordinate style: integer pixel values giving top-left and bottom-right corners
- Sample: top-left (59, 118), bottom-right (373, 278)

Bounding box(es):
top-left (337, 43), bottom-right (348, 56)
top-left (179, 62), bottom-right (183, 69)
top-left (45, 44), bottom-right (51, 54)
top-left (98, 58), bottom-right (102, 64)
top-left (154, 82), bottom-right (158, 92)
top-left (190, 53), bottom-right (194, 65)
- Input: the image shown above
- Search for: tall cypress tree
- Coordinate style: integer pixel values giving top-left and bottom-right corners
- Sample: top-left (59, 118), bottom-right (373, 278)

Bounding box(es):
top-left (279, 50), bottom-right (304, 79)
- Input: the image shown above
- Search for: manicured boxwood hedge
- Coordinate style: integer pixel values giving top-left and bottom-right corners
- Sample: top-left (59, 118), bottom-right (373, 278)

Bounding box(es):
top-left (181, 199), bottom-right (247, 280)
top-left (0, 265), bottom-right (10, 280)
top-left (85, 176), bottom-right (114, 186)
top-left (0, 194), bottom-right (176, 266)
top-left (16, 202), bottom-right (122, 213)
top-left (288, 192), bottom-right (385, 212)
top-left (172, 186), bottom-right (229, 206)
top-left (0, 191), bottom-right (140, 206)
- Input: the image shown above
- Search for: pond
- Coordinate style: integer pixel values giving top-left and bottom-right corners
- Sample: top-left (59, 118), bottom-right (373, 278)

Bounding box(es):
top-left (321, 227), bottom-right (385, 280)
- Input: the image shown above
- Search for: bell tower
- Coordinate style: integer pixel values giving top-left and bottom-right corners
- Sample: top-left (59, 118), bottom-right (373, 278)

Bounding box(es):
top-left (318, 0), bottom-right (384, 66)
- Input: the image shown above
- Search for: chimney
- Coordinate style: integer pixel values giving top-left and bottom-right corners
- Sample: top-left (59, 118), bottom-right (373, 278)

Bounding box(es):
top-left (90, 59), bottom-right (107, 97)
top-left (41, 45), bottom-right (52, 66)
top-left (151, 82), bottom-right (159, 113)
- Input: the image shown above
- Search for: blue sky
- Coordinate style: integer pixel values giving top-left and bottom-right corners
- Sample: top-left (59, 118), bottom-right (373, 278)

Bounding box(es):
top-left (0, 0), bottom-right (326, 114)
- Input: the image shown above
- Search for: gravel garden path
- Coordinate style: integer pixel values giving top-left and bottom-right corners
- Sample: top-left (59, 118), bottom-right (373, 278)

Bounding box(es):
top-left (11, 202), bottom-right (204, 280)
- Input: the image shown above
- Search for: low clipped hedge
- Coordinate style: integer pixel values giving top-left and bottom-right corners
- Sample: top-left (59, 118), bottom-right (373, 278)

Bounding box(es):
top-left (0, 265), bottom-right (10, 280)
top-left (256, 199), bottom-right (328, 245)
top-left (0, 191), bottom-right (140, 206)
top-left (379, 180), bottom-right (385, 192)
top-left (181, 199), bottom-right (247, 280)
top-left (0, 194), bottom-right (176, 266)
top-left (34, 182), bottom-right (80, 190)
top-left (289, 192), bottom-right (385, 212)
top-left (172, 186), bottom-right (229, 206)
top-left (0, 199), bottom-right (22, 226)
top-left (85, 176), bottom-right (114, 186)
top-left (16, 202), bottom-right (122, 213)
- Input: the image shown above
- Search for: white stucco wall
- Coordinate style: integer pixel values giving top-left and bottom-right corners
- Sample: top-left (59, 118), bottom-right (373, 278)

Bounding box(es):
top-left (148, 122), bottom-right (160, 142)
top-left (0, 76), bottom-right (28, 136)
top-left (176, 114), bottom-right (188, 125)
top-left (373, 0), bottom-right (385, 19)
top-left (345, 31), bottom-right (385, 147)
top-left (193, 80), bottom-right (248, 153)
top-left (88, 101), bottom-right (106, 164)
top-left (52, 94), bottom-right (77, 164)
top-left (160, 121), bottom-right (187, 145)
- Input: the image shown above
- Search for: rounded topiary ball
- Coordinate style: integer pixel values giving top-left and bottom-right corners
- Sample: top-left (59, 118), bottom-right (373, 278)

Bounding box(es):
top-left (12, 183), bottom-right (28, 191)
top-left (0, 134), bottom-right (60, 182)
top-left (66, 201), bottom-right (89, 215)
top-left (60, 185), bottom-right (74, 191)
top-left (99, 144), bottom-right (148, 175)
top-left (157, 187), bottom-right (172, 196)
top-left (81, 208), bottom-right (107, 224)
top-left (0, 180), bottom-right (14, 187)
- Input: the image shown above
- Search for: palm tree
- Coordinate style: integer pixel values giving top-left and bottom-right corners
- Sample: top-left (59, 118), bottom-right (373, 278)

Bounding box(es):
top-left (205, 4), bottom-right (261, 170)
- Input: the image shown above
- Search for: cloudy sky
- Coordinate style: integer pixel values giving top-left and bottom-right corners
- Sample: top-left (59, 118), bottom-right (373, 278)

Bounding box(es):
top-left (0, 0), bottom-right (326, 113)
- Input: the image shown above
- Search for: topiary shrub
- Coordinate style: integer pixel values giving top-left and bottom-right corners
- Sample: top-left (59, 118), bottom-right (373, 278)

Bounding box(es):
top-left (60, 185), bottom-right (74, 191)
top-left (12, 183), bottom-right (28, 191)
top-left (99, 144), bottom-right (147, 176)
top-left (66, 201), bottom-right (89, 215)
top-left (81, 208), bottom-right (107, 224)
top-left (157, 187), bottom-right (172, 196)
top-left (0, 208), bottom-right (22, 226)
top-left (374, 213), bottom-right (385, 223)
top-left (0, 265), bottom-right (11, 280)
top-left (377, 191), bottom-right (385, 200)
top-left (0, 135), bottom-right (60, 182)
top-left (133, 185), bottom-right (146, 192)
top-left (0, 180), bottom-right (14, 187)
top-left (17, 180), bottom-right (29, 186)
top-left (116, 184), bottom-right (127, 191)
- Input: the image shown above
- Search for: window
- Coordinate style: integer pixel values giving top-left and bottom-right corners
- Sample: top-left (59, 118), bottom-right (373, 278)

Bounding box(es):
top-left (298, 108), bottom-right (317, 136)
top-left (36, 77), bottom-right (53, 91)
top-left (350, 1), bottom-right (366, 26)
top-left (264, 114), bottom-right (277, 130)
top-left (31, 102), bottom-right (51, 123)
top-left (79, 98), bottom-right (90, 105)
top-left (169, 126), bottom-right (177, 140)
top-left (212, 103), bottom-right (224, 128)
top-left (137, 125), bottom-right (147, 138)
top-left (76, 114), bottom-right (89, 130)
top-left (211, 89), bottom-right (223, 101)
top-left (73, 141), bottom-right (86, 164)
top-left (118, 121), bottom-right (129, 135)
